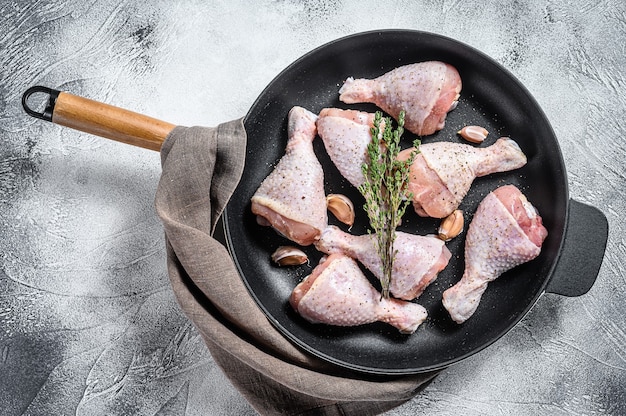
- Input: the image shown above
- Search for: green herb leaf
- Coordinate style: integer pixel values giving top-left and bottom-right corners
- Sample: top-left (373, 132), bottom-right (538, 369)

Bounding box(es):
top-left (358, 110), bottom-right (418, 299)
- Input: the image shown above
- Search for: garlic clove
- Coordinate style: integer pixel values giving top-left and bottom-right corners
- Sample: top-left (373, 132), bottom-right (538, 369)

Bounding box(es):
top-left (438, 210), bottom-right (464, 241)
top-left (326, 194), bottom-right (355, 226)
top-left (457, 125), bottom-right (488, 144)
top-left (271, 246), bottom-right (309, 266)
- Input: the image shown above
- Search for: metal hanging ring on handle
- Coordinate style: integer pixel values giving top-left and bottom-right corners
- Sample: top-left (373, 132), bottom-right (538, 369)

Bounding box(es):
top-left (22, 86), bottom-right (60, 122)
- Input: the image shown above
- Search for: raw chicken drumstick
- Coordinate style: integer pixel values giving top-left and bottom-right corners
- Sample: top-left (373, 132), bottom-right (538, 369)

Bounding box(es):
top-left (315, 225), bottom-right (451, 300)
top-left (339, 61), bottom-right (462, 136)
top-left (251, 106), bottom-right (327, 246)
top-left (397, 138), bottom-right (528, 218)
top-left (316, 108), bottom-right (383, 188)
top-left (442, 185), bottom-right (548, 324)
top-left (290, 254), bottom-right (428, 334)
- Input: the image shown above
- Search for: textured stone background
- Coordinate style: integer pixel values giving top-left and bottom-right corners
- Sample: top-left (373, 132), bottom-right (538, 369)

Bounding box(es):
top-left (1, 1), bottom-right (624, 415)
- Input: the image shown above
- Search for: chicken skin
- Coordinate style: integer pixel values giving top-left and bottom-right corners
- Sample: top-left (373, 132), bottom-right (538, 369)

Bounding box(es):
top-left (290, 254), bottom-right (428, 334)
top-left (442, 185), bottom-right (548, 324)
top-left (316, 108), bottom-right (383, 188)
top-left (315, 226), bottom-right (451, 300)
top-left (251, 106), bottom-right (327, 246)
top-left (339, 61), bottom-right (462, 136)
top-left (397, 138), bottom-right (527, 218)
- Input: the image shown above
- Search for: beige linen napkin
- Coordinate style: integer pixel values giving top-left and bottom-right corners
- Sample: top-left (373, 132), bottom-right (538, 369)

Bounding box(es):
top-left (154, 120), bottom-right (439, 415)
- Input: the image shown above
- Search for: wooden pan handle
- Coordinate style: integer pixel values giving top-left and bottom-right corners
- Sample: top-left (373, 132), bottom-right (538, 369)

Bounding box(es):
top-left (22, 86), bottom-right (176, 151)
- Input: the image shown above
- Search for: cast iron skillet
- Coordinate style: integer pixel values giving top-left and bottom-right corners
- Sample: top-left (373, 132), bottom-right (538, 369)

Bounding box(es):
top-left (223, 30), bottom-right (609, 374)
top-left (21, 29), bottom-right (609, 375)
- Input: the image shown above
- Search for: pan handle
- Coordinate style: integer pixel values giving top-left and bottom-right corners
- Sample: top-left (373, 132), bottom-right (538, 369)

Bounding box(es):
top-left (22, 86), bottom-right (176, 151)
top-left (545, 199), bottom-right (608, 296)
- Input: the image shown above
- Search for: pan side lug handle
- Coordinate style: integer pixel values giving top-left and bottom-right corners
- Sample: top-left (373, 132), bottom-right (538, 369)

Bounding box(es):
top-left (545, 199), bottom-right (608, 297)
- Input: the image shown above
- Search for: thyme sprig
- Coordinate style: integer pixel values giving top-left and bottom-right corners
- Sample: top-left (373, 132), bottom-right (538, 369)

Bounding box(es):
top-left (358, 111), bottom-right (420, 299)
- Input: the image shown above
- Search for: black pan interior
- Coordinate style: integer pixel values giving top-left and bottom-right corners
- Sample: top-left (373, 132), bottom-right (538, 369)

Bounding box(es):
top-left (223, 30), bottom-right (568, 374)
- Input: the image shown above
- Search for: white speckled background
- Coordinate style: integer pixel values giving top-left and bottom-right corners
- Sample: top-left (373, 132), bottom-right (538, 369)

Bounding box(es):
top-left (1, 1), bottom-right (624, 415)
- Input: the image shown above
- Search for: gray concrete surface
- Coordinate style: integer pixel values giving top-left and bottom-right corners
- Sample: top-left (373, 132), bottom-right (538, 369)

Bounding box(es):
top-left (1, 1), bottom-right (624, 414)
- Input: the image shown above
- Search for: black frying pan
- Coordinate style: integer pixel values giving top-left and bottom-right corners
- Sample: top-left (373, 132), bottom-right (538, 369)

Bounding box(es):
top-left (223, 30), bottom-right (609, 374)
top-left (22, 30), bottom-right (608, 375)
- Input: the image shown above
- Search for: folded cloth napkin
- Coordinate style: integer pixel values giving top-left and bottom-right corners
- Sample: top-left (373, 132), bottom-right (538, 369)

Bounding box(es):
top-left (154, 120), bottom-right (439, 415)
